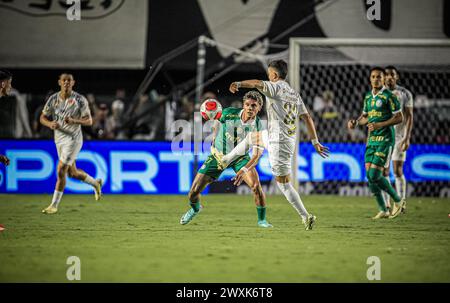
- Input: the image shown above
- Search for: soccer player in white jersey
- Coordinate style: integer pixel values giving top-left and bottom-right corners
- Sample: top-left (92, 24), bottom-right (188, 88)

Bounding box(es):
top-left (383, 66), bottom-right (414, 213)
top-left (40, 73), bottom-right (103, 214)
top-left (226, 60), bottom-right (329, 230)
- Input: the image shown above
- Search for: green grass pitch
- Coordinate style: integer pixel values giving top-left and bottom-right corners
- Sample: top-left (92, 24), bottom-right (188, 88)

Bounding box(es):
top-left (0, 194), bottom-right (449, 282)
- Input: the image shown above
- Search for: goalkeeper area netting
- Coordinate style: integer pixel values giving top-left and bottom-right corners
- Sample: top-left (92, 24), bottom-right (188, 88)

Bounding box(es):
top-left (285, 39), bottom-right (450, 197)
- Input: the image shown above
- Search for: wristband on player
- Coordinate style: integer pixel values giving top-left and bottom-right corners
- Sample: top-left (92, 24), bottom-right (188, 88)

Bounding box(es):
top-left (311, 138), bottom-right (319, 145)
top-left (355, 119), bottom-right (360, 127)
top-left (235, 82), bottom-right (242, 88)
top-left (240, 166), bottom-right (249, 174)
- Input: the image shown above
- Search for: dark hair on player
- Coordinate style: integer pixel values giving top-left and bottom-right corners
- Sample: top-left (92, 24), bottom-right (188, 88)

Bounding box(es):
top-left (385, 65), bottom-right (399, 75)
top-left (59, 72), bottom-right (74, 79)
top-left (0, 70), bottom-right (12, 81)
top-left (268, 60), bottom-right (288, 79)
top-left (243, 90), bottom-right (264, 107)
top-left (370, 66), bottom-right (385, 75)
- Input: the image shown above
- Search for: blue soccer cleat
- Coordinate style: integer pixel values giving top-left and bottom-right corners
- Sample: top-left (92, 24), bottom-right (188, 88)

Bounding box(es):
top-left (257, 220), bottom-right (273, 228)
top-left (180, 206), bottom-right (202, 225)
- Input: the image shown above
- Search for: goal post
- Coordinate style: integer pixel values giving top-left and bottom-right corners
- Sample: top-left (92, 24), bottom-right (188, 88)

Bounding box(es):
top-left (288, 38), bottom-right (450, 193)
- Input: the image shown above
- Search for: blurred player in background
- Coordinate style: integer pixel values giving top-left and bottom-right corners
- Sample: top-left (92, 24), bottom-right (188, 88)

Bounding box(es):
top-left (0, 70), bottom-right (12, 97)
top-left (227, 60), bottom-right (329, 230)
top-left (180, 91), bottom-right (272, 228)
top-left (382, 66), bottom-right (413, 213)
top-left (348, 67), bottom-right (405, 219)
top-left (1, 70), bottom-right (12, 172)
top-left (0, 155), bottom-right (9, 165)
top-left (40, 73), bottom-right (103, 214)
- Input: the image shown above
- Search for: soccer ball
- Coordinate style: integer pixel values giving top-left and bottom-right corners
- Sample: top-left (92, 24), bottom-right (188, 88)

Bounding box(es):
top-left (200, 99), bottom-right (222, 121)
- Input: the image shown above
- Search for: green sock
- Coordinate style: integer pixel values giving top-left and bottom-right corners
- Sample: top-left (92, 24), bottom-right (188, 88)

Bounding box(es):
top-left (374, 193), bottom-right (388, 212)
top-left (368, 168), bottom-right (401, 203)
top-left (256, 206), bottom-right (266, 221)
top-left (368, 181), bottom-right (387, 212)
top-left (377, 177), bottom-right (401, 203)
top-left (190, 201), bottom-right (200, 212)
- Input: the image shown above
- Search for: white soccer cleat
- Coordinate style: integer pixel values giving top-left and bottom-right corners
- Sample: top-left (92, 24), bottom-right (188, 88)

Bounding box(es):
top-left (94, 179), bottom-right (103, 201)
top-left (389, 199), bottom-right (406, 219)
top-left (372, 211), bottom-right (390, 220)
top-left (303, 214), bottom-right (316, 230)
top-left (401, 200), bottom-right (407, 214)
top-left (42, 205), bottom-right (58, 214)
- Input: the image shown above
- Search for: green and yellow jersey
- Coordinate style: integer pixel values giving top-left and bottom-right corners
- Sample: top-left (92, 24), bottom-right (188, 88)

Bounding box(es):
top-left (363, 87), bottom-right (401, 146)
top-left (213, 107), bottom-right (262, 156)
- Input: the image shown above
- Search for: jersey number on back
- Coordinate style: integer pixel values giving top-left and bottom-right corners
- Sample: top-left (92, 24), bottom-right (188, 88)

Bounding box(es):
top-left (283, 103), bottom-right (298, 135)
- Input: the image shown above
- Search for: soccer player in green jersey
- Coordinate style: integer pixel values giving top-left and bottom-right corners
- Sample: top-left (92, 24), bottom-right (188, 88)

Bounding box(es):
top-left (348, 67), bottom-right (406, 219)
top-left (180, 91), bottom-right (272, 228)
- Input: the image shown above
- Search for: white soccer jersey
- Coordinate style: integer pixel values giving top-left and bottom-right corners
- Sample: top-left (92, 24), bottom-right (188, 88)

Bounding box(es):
top-left (42, 91), bottom-right (91, 143)
top-left (392, 85), bottom-right (413, 139)
top-left (260, 80), bottom-right (308, 143)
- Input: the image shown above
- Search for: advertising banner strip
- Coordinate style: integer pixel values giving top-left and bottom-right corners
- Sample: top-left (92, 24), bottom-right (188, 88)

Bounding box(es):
top-left (0, 140), bottom-right (448, 194)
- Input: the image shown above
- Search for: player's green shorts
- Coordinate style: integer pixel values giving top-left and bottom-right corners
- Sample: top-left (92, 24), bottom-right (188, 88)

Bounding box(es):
top-left (364, 144), bottom-right (394, 168)
top-left (198, 154), bottom-right (250, 179)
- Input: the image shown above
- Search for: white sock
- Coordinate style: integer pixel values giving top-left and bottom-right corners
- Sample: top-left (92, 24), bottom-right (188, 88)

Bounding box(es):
top-left (51, 191), bottom-right (63, 208)
top-left (276, 181), bottom-right (309, 220)
top-left (222, 133), bottom-right (251, 165)
top-left (395, 175), bottom-right (406, 199)
top-left (382, 191), bottom-right (390, 209)
top-left (83, 175), bottom-right (97, 187)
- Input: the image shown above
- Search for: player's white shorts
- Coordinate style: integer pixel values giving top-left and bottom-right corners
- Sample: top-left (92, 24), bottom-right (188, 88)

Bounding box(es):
top-left (392, 137), bottom-right (407, 162)
top-left (56, 138), bottom-right (82, 166)
top-left (267, 139), bottom-right (295, 177)
top-left (249, 129), bottom-right (294, 177)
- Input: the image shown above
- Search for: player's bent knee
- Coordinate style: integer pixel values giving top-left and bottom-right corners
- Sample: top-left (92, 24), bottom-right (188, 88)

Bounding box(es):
top-left (57, 165), bottom-right (69, 179)
top-left (367, 167), bottom-right (382, 182)
top-left (67, 169), bottom-right (76, 178)
top-left (275, 175), bottom-right (289, 183)
top-left (368, 181), bottom-right (381, 195)
top-left (251, 183), bottom-right (262, 195)
top-left (188, 188), bottom-right (200, 201)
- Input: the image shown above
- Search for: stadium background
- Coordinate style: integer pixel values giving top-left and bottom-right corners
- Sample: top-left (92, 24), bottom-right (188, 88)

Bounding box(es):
top-left (1, 0), bottom-right (450, 285)
top-left (0, 0), bottom-right (449, 197)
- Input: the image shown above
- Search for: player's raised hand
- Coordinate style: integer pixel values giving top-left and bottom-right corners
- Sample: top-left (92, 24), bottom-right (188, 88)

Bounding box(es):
top-left (0, 155), bottom-right (10, 166)
top-left (49, 121), bottom-right (60, 130)
top-left (229, 82), bottom-right (239, 94)
top-left (314, 143), bottom-right (330, 158)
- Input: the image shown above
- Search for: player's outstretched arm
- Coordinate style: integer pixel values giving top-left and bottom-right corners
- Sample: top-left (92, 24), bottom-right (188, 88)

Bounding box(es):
top-left (300, 113), bottom-right (330, 158)
top-left (229, 80), bottom-right (264, 93)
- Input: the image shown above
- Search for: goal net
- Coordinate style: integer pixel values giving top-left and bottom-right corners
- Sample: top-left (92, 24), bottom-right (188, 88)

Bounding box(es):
top-left (288, 38), bottom-right (450, 198)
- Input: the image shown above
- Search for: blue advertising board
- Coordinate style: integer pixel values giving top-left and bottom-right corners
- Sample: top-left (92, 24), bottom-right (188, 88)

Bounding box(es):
top-left (0, 140), bottom-right (449, 194)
